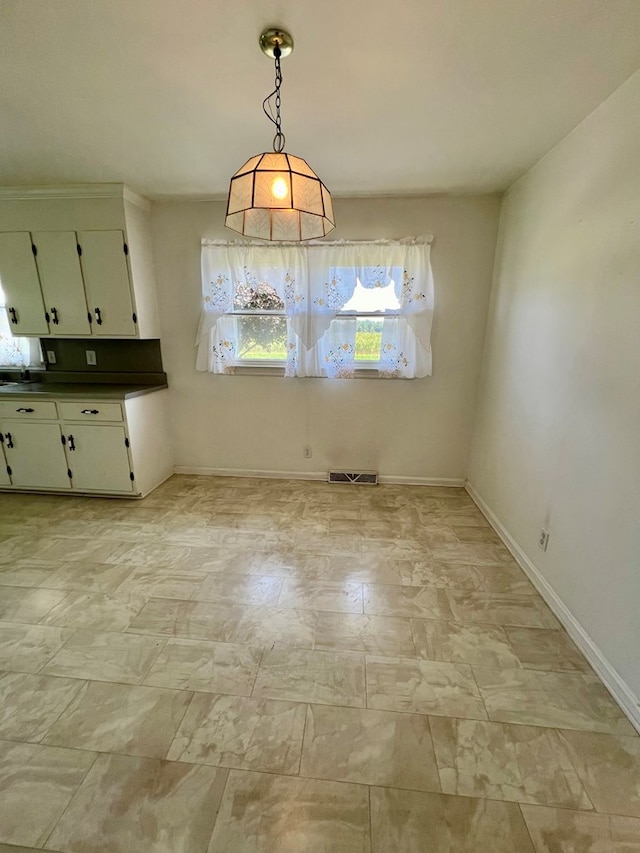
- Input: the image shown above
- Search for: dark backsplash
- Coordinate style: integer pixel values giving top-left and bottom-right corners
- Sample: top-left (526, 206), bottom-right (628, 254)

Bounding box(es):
top-left (43, 338), bottom-right (164, 374)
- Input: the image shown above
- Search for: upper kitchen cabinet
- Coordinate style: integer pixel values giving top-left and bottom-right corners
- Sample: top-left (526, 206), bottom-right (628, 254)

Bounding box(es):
top-left (0, 184), bottom-right (161, 339)
top-left (78, 230), bottom-right (135, 336)
top-left (0, 231), bottom-right (49, 335)
top-left (33, 231), bottom-right (91, 335)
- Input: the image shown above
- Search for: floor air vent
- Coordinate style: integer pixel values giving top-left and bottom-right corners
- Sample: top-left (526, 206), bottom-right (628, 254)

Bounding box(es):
top-left (328, 470), bottom-right (378, 485)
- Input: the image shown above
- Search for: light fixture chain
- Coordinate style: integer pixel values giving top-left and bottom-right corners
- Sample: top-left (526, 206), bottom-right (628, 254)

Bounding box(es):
top-left (273, 45), bottom-right (285, 152)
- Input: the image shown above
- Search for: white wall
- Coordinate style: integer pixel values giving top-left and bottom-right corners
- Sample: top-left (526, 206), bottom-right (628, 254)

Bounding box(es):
top-left (468, 71), bottom-right (640, 708)
top-left (151, 195), bottom-right (500, 481)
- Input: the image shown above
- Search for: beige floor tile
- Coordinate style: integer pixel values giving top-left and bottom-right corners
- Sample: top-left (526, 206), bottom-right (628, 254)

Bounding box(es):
top-left (430, 717), bottom-right (592, 809)
top-left (226, 606), bottom-right (319, 648)
top-left (114, 567), bottom-right (208, 599)
top-left (410, 619), bottom-right (521, 667)
top-left (0, 739), bottom-right (96, 847)
top-left (127, 597), bottom-right (243, 641)
top-left (402, 560), bottom-right (536, 594)
top-left (168, 693), bottom-right (306, 774)
top-left (0, 671), bottom-right (84, 742)
top-left (0, 561), bottom-right (58, 588)
top-left (31, 537), bottom-right (124, 564)
top-left (47, 752), bottom-right (228, 853)
top-left (504, 626), bottom-right (592, 672)
top-left (431, 542), bottom-right (516, 566)
top-left (40, 590), bottom-right (147, 632)
top-left (559, 729), bottom-right (640, 817)
top-left (0, 623), bottom-right (74, 673)
top-left (42, 680), bottom-right (192, 758)
top-left (42, 561), bottom-right (135, 593)
top-left (42, 629), bottom-right (165, 684)
top-left (366, 655), bottom-right (487, 719)
top-left (104, 541), bottom-right (192, 567)
top-left (314, 611), bottom-right (416, 656)
top-left (370, 787), bottom-right (535, 852)
top-left (144, 638), bottom-right (262, 694)
top-left (207, 769), bottom-right (370, 853)
top-left (0, 843), bottom-right (64, 853)
top-left (364, 584), bottom-right (453, 619)
top-left (192, 573), bottom-right (284, 606)
top-left (521, 804), bottom-right (640, 851)
top-left (474, 667), bottom-right (636, 734)
top-left (297, 555), bottom-right (407, 585)
top-left (446, 590), bottom-right (561, 629)
top-left (253, 647), bottom-right (366, 707)
top-left (0, 586), bottom-right (67, 624)
top-left (300, 704), bottom-right (441, 791)
top-left (279, 580), bottom-right (364, 613)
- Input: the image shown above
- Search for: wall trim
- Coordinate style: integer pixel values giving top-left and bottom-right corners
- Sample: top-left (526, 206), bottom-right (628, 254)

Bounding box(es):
top-left (173, 466), bottom-right (465, 488)
top-left (0, 183), bottom-right (150, 210)
top-left (465, 480), bottom-right (640, 734)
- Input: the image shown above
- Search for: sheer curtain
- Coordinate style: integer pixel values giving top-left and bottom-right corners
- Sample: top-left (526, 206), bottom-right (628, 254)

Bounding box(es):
top-left (197, 237), bottom-right (434, 378)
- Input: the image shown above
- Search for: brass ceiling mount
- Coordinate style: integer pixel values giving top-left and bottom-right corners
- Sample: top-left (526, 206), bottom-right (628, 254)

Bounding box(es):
top-left (259, 28), bottom-right (294, 59)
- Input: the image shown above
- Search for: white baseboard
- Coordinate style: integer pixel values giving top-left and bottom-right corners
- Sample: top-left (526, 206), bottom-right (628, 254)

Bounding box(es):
top-left (173, 466), bottom-right (327, 481)
top-left (173, 467), bottom-right (465, 487)
top-left (465, 480), bottom-right (640, 734)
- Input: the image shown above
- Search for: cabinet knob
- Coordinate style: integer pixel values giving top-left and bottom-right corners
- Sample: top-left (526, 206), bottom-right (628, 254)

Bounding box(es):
top-left (15, 408), bottom-right (35, 413)
top-left (95, 307), bottom-right (103, 325)
top-left (80, 409), bottom-right (100, 415)
top-left (67, 434), bottom-right (76, 451)
top-left (51, 307), bottom-right (59, 325)
top-left (8, 307), bottom-right (18, 324)
top-left (4, 433), bottom-right (13, 449)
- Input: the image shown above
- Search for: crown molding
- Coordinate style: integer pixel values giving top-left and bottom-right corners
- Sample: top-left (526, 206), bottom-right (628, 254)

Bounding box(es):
top-left (0, 183), bottom-right (150, 211)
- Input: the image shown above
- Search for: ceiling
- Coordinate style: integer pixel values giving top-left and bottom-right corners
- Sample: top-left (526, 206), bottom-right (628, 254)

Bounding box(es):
top-left (1, 0), bottom-right (639, 198)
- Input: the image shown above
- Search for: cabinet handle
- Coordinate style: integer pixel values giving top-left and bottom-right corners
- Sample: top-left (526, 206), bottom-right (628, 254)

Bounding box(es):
top-left (95, 307), bottom-right (103, 325)
top-left (67, 434), bottom-right (76, 451)
top-left (51, 307), bottom-right (59, 325)
top-left (15, 408), bottom-right (35, 413)
top-left (80, 409), bottom-right (100, 415)
top-left (8, 307), bottom-right (18, 324)
top-left (4, 433), bottom-right (13, 449)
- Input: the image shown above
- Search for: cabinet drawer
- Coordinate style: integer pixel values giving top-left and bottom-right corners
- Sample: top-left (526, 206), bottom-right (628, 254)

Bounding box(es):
top-left (0, 400), bottom-right (58, 419)
top-left (59, 401), bottom-right (124, 422)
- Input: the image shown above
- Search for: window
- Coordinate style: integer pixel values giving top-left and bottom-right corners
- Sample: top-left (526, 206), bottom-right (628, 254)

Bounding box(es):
top-left (0, 285), bottom-right (42, 368)
top-left (197, 239), bottom-right (434, 379)
top-left (233, 278), bottom-right (288, 365)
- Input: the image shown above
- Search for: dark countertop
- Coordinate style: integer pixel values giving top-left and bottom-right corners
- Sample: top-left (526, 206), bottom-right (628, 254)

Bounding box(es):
top-left (0, 382), bottom-right (168, 400)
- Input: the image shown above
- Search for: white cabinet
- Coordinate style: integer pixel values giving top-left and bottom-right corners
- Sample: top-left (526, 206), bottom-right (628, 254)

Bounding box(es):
top-left (33, 231), bottom-right (91, 336)
top-left (0, 232), bottom-right (49, 335)
top-left (79, 230), bottom-right (136, 336)
top-left (64, 424), bottom-right (133, 492)
top-left (0, 185), bottom-right (161, 339)
top-left (0, 420), bottom-right (71, 490)
top-left (0, 388), bottom-right (172, 497)
top-left (0, 442), bottom-right (11, 486)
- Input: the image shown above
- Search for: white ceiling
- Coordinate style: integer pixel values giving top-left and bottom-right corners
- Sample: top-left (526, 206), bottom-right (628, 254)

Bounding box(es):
top-left (1, 0), bottom-right (639, 198)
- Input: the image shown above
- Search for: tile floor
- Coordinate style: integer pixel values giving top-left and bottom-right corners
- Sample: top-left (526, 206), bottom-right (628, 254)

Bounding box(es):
top-left (0, 475), bottom-right (639, 852)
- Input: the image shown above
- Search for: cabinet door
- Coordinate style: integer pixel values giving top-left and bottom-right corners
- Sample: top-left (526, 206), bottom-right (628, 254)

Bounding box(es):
top-left (79, 231), bottom-right (136, 336)
top-left (0, 421), bottom-right (70, 489)
top-left (32, 232), bottom-right (91, 336)
top-left (0, 444), bottom-right (11, 486)
top-left (65, 424), bottom-right (133, 492)
top-left (0, 232), bottom-right (49, 335)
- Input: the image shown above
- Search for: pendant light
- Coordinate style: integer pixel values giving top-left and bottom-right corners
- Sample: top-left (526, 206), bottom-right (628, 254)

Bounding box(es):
top-left (225, 28), bottom-right (335, 241)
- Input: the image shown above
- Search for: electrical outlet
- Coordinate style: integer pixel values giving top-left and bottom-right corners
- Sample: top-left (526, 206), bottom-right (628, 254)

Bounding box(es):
top-left (86, 350), bottom-right (97, 366)
top-left (303, 445), bottom-right (312, 458)
top-left (46, 350), bottom-right (56, 364)
top-left (539, 528), bottom-right (550, 551)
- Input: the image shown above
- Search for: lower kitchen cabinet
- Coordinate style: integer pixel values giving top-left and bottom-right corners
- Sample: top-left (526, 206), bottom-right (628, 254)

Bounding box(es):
top-left (0, 420), bottom-right (71, 490)
top-left (64, 424), bottom-right (134, 493)
top-left (0, 388), bottom-right (171, 497)
top-left (0, 443), bottom-right (11, 486)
